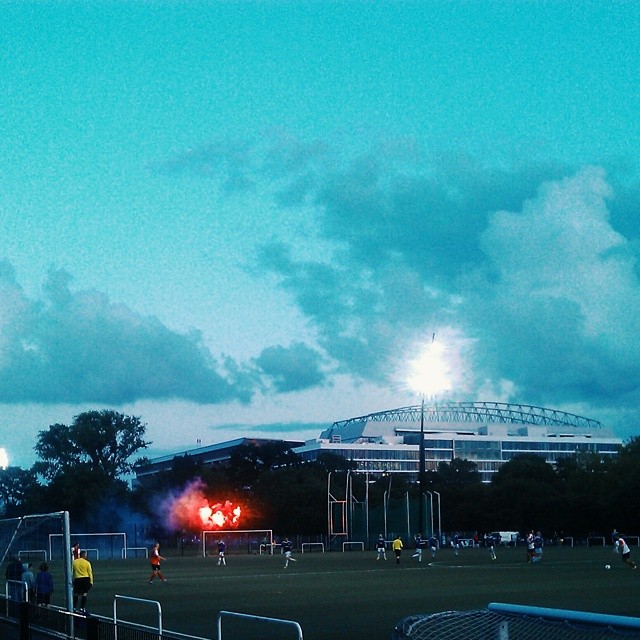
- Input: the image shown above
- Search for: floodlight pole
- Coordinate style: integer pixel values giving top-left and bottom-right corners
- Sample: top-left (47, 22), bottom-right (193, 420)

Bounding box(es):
top-left (418, 396), bottom-right (426, 535)
top-left (434, 490), bottom-right (442, 544)
top-left (426, 490), bottom-right (434, 538)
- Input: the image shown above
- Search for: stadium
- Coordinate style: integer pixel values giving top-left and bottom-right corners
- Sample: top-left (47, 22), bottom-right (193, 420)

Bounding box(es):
top-left (136, 401), bottom-right (622, 485)
top-left (294, 401), bottom-right (622, 483)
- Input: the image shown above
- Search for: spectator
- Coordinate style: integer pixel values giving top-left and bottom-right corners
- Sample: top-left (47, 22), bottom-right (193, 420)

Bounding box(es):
top-left (22, 563), bottom-right (36, 601)
top-left (35, 563), bottom-right (54, 606)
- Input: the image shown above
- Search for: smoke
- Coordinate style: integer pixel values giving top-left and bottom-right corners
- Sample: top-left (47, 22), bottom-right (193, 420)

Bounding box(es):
top-left (163, 478), bottom-right (243, 532)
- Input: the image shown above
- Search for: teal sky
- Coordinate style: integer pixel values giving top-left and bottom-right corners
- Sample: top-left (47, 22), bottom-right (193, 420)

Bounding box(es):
top-left (1, 1), bottom-right (639, 468)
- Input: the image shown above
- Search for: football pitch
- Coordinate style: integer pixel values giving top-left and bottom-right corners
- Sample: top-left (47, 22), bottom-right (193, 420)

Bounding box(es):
top-left (56, 545), bottom-right (640, 639)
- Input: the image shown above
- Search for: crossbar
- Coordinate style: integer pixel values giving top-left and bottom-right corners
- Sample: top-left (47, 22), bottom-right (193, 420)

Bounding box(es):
top-left (488, 603), bottom-right (640, 630)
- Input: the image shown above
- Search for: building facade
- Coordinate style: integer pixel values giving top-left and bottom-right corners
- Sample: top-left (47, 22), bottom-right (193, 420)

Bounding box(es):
top-left (293, 402), bottom-right (622, 483)
top-left (135, 402), bottom-right (622, 485)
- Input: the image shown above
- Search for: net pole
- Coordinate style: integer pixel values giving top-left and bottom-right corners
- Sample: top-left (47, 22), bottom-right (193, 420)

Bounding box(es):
top-left (63, 511), bottom-right (73, 613)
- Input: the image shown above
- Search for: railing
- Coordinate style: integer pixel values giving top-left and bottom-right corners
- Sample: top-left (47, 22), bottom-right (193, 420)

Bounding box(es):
top-left (217, 610), bottom-right (303, 640)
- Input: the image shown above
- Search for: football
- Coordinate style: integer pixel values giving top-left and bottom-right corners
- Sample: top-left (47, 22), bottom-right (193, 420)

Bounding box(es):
top-left (605, 564), bottom-right (611, 569)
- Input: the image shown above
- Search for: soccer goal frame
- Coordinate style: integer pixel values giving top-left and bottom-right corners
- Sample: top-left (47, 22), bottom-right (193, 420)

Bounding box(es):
top-left (301, 542), bottom-right (325, 553)
top-left (0, 511), bottom-right (73, 612)
top-left (202, 529), bottom-right (273, 557)
top-left (18, 549), bottom-right (48, 562)
top-left (342, 541), bottom-right (365, 552)
top-left (123, 546), bottom-right (149, 558)
top-left (49, 531), bottom-right (128, 560)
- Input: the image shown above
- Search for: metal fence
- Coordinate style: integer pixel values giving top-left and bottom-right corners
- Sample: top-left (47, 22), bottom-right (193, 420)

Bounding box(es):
top-left (0, 595), bottom-right (205, 640)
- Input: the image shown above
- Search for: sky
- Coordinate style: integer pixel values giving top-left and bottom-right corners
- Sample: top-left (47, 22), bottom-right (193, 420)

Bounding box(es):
top-left (1, 1), bottom-right (639, 469)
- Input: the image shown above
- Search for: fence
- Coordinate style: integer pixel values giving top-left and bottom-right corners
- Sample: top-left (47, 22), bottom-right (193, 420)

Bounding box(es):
top-left (0, 594), bottom-right (208, 640)
top-left (1, 593), bottom-right (306, 640)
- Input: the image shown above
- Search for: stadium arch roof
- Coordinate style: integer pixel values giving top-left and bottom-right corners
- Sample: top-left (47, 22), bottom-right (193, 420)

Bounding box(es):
top-left (331, 401), bottom-right (603, 431)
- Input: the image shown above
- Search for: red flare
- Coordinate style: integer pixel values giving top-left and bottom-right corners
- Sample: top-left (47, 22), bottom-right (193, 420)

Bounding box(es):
top-left (165, 480), bottom-right (245, 531)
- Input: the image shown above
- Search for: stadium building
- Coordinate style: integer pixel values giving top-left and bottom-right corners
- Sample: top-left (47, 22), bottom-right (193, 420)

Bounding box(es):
top-left (134, 437), bottom-right (304, 486)
top-left (293, 402), bottom-right (622, 483)
top-left (135, 402), bottom-right (621, 485)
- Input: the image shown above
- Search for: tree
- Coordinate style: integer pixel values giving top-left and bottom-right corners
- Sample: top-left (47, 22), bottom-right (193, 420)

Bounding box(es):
top-left (436, 458), bottom-right (481, 484)
top-left (32, 410), bottom-right (150, 528)
top-left (34, 410), bottom-right (150, 481)
top-left (226, 441), bottom-right (300, 489)
top-left (0, 466), bottom-right (40, 516)
top-left (490, 454), bottom-right (563, 534)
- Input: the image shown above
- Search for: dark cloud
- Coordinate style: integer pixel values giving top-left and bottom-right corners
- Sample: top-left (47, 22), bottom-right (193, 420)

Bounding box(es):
top-left (0, 267), bottom-right (257, 405)
top-left (254, 342), bottom-right (327, 393)
top-left (210, 421), bottom-right (329, 437)
top-left (155, 138), bottom-right (257, 194)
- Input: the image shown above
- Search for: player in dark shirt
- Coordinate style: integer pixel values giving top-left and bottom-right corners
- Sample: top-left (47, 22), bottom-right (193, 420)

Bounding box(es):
top-left (217, 540), bottom-right (226, 566)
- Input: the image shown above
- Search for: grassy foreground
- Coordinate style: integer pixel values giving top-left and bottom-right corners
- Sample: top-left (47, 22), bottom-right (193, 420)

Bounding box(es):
top-left (45, 544), bottom-right (640, 640)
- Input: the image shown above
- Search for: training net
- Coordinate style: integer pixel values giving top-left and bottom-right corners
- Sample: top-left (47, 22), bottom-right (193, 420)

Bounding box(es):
top-left (392, 604), bottom-right (640, 640)
top-left (202, 529), bottom-right (273, 556)
top-left (49, 531), bottom-right (127, 560)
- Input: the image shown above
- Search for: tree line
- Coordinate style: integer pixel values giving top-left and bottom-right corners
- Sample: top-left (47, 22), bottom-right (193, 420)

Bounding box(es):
top-left (1, 410), bottom-right (640, 542)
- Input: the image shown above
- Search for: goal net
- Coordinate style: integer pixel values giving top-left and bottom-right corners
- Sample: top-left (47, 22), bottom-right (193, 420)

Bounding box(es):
top-left (202, 529), bottom-right (273, 556)
top-left (49, 531), bottom-right (127, 560)
top-left (0, 511), bottom-right (68, 566)
top-left (392, 603), bottom-right (640, 640)
top-left (0, 511), bottom-right (73, 610)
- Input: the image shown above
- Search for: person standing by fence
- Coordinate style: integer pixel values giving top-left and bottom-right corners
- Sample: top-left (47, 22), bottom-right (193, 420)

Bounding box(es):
top-left (72, 550), bottom-right (93, 613)
top-left (5, 555), bottom-right (25, 604)
top-left (35, 562), bottom-right (54, 606)
top-left (22, 563), bottom-right (36, 601)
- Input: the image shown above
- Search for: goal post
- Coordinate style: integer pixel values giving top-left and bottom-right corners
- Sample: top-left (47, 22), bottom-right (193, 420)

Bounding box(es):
top-left (202, 529), bottom-right (273, 556)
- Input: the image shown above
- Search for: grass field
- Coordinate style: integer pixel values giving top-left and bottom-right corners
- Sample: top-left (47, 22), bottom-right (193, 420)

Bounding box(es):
top-left (42, 544), bottom-right (640, 640)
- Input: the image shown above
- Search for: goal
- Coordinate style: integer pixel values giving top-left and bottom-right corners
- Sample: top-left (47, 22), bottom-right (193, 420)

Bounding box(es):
top-left (49, 531), bottom-right (127, 560)
top-left (1, 512), bottom-right (68, 566)
top-left (392, 603), bottom-right (640, 640)
top-left (202, 529), bottom-right (273, 556)
top-left (0, 511), bottom-right (73, 611)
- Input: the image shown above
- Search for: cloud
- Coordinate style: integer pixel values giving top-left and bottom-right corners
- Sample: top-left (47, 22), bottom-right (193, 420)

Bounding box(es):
top-left (0, 265), bottom-right (257, 405)
top-left (254, 146), bottom-right (577, 384)
top-left (254, 342), bottom-right (327, 393)
top-left (470, 167), bottom-right (640, 406)
top-left (247, 140), bottom-right (640, 423)
top-left (209, 421), bottom-right (329, 437)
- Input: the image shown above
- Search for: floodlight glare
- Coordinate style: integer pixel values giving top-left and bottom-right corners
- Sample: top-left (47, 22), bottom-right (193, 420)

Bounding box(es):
top-left (407, 338), bottom-right (452, 398)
